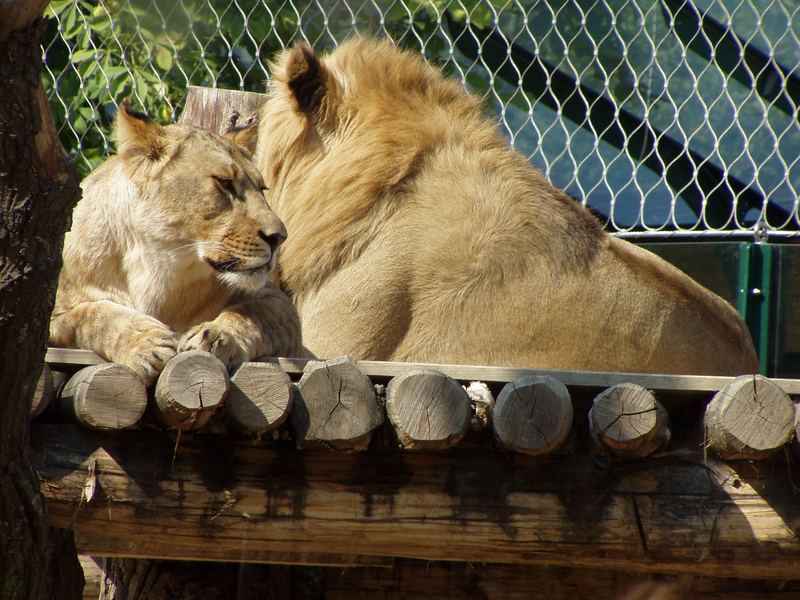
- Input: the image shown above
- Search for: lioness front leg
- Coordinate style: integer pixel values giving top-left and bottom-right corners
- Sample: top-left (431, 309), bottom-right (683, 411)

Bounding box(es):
top-left (179, 285), bottom-right (302, 365)
top-left (50, 300), bottom-right (178, 385)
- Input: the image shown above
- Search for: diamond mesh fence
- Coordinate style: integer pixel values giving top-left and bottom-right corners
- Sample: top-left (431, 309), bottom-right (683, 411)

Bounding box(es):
top-left (42, 0), bottom-right (800, 239)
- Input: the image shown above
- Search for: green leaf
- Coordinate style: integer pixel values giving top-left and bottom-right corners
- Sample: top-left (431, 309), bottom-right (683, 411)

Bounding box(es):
top-left (88, 16), bottom-right (112, 32)
top-left (154, 45), bottom-right (174, 71)
top-left (70, 48), bottom-right (96, 63)
top-left (136, 76), bottom-right (151, 102)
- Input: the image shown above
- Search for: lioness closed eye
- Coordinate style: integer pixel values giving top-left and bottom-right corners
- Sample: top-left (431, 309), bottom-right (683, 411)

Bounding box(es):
top-left (50, 101), bottom-right (303, 385)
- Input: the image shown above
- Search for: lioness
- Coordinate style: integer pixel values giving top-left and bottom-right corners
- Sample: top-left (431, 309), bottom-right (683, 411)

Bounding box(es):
top-left (255, 39), bottom-right (758, 375)
top-left (50, 102), bottom-right (303, 385)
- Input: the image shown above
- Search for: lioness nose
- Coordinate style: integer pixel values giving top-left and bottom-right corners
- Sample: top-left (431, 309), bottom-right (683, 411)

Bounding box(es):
top-left (258, 228), bottom-right (287, 252)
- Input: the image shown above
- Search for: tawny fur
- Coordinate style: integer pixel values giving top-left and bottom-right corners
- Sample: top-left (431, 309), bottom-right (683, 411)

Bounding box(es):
top-left (50, 103), bottom-right (303, 385)
top-left (255, 38), bottom-right (758, 376)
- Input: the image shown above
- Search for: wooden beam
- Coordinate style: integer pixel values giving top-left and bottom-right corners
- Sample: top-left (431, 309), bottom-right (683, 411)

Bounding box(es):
top-left (78, 554), bottom-right (800, 599)
top-left (45, 348), bottom-right (800, 396)
top-left (33, 424), bottom-right (800, 579)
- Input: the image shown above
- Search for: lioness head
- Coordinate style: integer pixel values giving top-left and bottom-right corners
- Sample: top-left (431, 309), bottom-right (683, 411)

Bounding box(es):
top-left (115, 101), bottom-right (286, 293)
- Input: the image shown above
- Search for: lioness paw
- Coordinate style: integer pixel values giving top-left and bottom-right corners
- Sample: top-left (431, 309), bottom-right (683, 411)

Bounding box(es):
top-left (117, 324), bottom-right (178, 386)
top-left (179, 323), bottom-right (247, 368)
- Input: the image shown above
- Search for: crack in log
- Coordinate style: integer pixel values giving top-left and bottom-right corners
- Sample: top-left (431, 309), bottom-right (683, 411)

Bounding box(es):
top-left (631, 496), bottom-right (650, 559)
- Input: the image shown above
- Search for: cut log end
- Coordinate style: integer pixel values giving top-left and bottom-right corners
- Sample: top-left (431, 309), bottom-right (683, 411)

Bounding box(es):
top-left (293, 356), bottom-right (383, 451)
top-left (228, 362), bottom-right (293, 434)
top-left (493, 375), bottom-right (573, 456)
top-left (153, 350), bottom-right (229, 431)
top-left (589, 383), bottom-right (670, 460)
top-left (385, 369), bottom-right (471, 450)
top-left (179, 86), bottom-right (267, 139)
top-left (59, 363), bottom-right (147, 430)
top-left (704, 375), bottom-right (795, 460)
top-left (30, 364), bottom-right (54, 418)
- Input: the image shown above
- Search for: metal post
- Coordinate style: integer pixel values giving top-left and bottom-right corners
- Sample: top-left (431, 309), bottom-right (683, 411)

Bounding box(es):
top-left (737, 243), bottom-right (773, 375)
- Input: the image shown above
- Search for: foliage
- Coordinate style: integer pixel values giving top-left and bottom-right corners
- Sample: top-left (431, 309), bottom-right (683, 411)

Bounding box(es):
top-left (42, 0), bottom-right (474, 175)
top-left (44, 0), bottom-right (279, 173)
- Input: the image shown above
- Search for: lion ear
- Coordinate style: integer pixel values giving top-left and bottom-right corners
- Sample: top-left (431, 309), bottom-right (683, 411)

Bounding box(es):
top-left (115, 100), bottom-right (168, 165)
top-left (273, 41), bottom-right (331, 115)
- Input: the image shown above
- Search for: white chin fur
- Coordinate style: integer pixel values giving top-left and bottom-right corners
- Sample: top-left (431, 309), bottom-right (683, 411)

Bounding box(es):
top-left (218, 266), bottom-right (271, 294)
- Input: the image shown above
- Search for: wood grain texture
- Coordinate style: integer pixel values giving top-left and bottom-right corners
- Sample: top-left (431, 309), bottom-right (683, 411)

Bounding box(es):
top-left (292, 356), bottom-right (383, 451)
top-left (228, 362), bottom-right (293, 434)
top-left (385, 368), bottom-right (471, 450)
top-left (179, 86), bottom-right (267, 136)
top-left (59, 364), bottom-right (147, 430)
top-left (153, 350), bottom-right (229, 431)
top-left (0, 0), bottom-right (51, 40)
top-left (33, 424), bottom-right (800, 579)
top-left (30, 363), bottom-right (53, 418)
top-left (589, 383), bottom-right (670, 459)
top-left (493, 376), bottom-right (573, 455)
top-left (704, 375), bottom-right (795, 460)
top-left (79, 555), bottom-right (800, 599)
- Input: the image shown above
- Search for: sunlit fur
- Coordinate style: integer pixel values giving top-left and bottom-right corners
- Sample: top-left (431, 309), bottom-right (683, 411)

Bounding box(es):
top-left (50, 103), bottom-right (303, 384)
top-left (255, 38), bottom-right (758, 375)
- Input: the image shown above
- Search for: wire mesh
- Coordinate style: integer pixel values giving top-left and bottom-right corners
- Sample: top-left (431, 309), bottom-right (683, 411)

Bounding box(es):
top-left (41, 0), bottom-right (800, 239)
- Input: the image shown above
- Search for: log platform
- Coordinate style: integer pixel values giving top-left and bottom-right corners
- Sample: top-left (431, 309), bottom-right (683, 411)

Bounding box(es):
top-left (34, 347), bottom-right (800, 590)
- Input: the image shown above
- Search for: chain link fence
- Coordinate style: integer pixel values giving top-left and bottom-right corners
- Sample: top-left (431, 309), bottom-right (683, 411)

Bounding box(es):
top-left (42, 0), bottom-right (800, 239)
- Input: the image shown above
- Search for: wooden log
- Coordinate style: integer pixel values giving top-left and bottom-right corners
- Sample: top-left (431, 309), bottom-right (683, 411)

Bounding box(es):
top-left (179, 85), bottom-right (266, 139)
top-left (153, 350), bottom-right (229, 431)
top-left (385, 368), bottom-right (471, 450)
top-left (796, 405), bottom-right (800, 452)
top-left (80, 553), bottom-right (800, 599)
top-left (292, 356), bottom-right (383, 451)
top-left (704, 375), bottom-right (795, 460)
top-left (324, 557), bottom-right (800, 599)
top-left (79, 555), bottom-right (102, 600)
top-left (493, 376), bottom-right (573, 455)
top-left (589, 383), bottom-right (670, 459)
top-left (228, 362), bottom-right (293, 434)
top-left (30, 363), bottom-right (53, 418)
top-left (58, 364), bottom-right (147, 430)
top-left (33, 423), bottom-right (800, 580)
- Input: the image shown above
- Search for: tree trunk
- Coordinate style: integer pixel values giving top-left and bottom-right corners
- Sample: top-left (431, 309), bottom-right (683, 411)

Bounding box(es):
top-left (0, 3), bottom-right (83, 598)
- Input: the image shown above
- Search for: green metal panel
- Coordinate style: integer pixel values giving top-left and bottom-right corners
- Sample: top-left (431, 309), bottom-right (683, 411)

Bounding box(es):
top-left (736, 243), bottom-right (773, 375)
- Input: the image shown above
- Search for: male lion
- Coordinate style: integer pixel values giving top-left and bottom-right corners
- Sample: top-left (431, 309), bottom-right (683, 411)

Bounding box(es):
top-left (50, 102), bottom-right (303, 385)
top-left (255, 39), bottom-right (757, 376)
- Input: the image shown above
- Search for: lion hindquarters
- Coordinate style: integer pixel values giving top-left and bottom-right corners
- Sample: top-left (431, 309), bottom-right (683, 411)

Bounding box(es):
top-left (600, 239), bottom-right (758, 376)
top-left (392, 240), bottom-right (758, 376)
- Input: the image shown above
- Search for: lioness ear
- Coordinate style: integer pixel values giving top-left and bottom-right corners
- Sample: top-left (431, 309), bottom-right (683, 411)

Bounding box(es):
top-left (115, 100), bottom-right (167, 164)
top-left (273, 41), bottom-right (329, 115)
